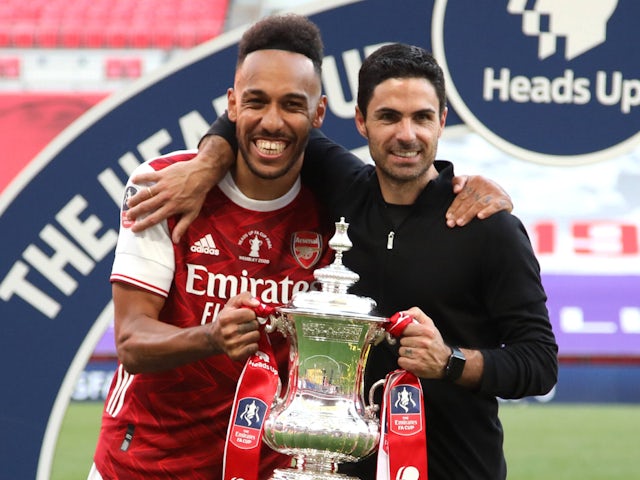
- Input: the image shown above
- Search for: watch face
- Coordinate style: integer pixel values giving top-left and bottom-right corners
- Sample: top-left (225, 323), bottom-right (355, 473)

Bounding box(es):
top-left (446, 347), bottom-right (466, 381)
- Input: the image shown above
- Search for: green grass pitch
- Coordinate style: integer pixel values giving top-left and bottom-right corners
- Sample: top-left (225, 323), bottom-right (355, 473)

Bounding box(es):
top-left (50, 402), bottom-right (639, 479)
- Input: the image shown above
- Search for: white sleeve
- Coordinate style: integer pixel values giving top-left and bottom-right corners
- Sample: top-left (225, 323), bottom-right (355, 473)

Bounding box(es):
top-left (110, 162), bottom-right (175, 297)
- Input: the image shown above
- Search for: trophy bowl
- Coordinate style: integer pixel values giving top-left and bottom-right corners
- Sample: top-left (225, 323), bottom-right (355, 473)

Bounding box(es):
top-left (262, 218), bottom-right (387, 480)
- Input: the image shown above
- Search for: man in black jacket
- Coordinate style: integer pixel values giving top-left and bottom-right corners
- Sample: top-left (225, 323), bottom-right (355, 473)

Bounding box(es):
top-left (299, 43), bottom-right (558, 479)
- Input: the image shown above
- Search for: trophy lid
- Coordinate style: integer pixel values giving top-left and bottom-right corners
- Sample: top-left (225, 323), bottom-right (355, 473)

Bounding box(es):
top-left (281, 218), bottom-right (385, 321)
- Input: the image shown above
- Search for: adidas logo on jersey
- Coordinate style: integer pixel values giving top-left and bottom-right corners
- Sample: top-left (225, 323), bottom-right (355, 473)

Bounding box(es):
top-left (191, 234), bottom-right (220, 256)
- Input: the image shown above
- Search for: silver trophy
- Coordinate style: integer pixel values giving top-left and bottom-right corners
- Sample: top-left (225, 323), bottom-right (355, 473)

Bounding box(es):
top-left (262, 217), bottom-right (388, 480)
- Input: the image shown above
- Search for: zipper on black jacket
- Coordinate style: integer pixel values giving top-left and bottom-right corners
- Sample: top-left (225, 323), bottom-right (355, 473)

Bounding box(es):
top-left (387, 231), bottom-right (395, 250)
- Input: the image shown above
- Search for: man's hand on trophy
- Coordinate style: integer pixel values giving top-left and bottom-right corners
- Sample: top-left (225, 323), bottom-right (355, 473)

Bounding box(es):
top-left (206, 293), bottom-right (262, 362)
top-left (396, 306), bottom-right (451, 379)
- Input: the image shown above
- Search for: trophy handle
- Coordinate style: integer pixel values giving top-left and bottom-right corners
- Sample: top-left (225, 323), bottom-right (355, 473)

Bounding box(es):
top-left (262, 312), bottom-right (291, 336)
top-left (365, 378), bottom-right (386, 419)
top-left (373, 330), bottom-right (397, 346)
top-left (251, 303), bottom-right (290, 336)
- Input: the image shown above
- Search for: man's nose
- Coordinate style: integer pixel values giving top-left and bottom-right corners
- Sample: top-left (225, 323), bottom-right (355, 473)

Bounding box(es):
top-left (261, 104), bottom-right (285, 132)
top-left (395, 118), bottom-right (417, 142)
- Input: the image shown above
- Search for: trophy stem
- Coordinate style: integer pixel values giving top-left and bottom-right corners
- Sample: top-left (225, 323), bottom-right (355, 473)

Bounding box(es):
top-left (271, 456), bottom-right (358, 480)
top-left (296, 456), bottom-right (336, 472)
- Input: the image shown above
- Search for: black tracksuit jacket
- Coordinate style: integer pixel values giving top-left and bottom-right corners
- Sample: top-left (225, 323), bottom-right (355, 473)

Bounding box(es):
top-left (302, 131), bottom-right (558, 480)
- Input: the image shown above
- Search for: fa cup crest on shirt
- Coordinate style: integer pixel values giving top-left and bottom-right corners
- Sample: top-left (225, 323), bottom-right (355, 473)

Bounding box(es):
top-left (238, 230), bottom-right (272, 264)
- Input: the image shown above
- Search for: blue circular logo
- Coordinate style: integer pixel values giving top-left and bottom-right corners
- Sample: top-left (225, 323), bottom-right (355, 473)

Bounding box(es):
top-left (433, 0), bottom-right (640, 165)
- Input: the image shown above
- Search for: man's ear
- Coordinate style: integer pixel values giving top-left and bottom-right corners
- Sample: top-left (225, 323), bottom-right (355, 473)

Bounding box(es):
top-left (227, 87), bottom-right (237, 122)
top-left (438, 106), bottom-right (448, 137)
top-left (354, 106), bottom-right (368, 139)
top-left (312, 95), bottom-right (328, 129)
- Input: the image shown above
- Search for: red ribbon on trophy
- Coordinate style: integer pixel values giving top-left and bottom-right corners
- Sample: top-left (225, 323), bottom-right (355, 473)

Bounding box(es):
top-left (223, 305), bottom-right (280, 480)
top-left (377, 312), bottom-right (428, 480)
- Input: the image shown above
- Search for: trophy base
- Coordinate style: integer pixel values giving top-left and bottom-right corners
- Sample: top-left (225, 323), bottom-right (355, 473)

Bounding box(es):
top-left (271, 469), bottom-right (357, 480)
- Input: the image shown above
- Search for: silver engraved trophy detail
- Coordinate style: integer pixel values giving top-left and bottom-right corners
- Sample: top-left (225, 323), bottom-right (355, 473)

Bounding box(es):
top-left (262, 218), bottom-right (387, 480)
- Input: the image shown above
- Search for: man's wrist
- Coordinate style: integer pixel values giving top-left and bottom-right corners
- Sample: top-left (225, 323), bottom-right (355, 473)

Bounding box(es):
top-left (198, 135), bottom-right (234, 169)
top-left (203, 326), bottom-right (221, 355)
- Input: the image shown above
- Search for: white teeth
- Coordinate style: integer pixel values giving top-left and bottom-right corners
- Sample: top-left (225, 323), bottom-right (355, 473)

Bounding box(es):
top-left (256, 139), bottom-right (285, 154)
top-left (393, 151), bottom-right (418, 158)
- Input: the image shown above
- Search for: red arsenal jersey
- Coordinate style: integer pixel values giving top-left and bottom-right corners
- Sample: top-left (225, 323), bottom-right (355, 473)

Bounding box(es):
top-left (95, 151), bottom-right (333, 479)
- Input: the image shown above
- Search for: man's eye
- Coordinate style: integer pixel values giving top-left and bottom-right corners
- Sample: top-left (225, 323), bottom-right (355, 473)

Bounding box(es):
top-left (245, 98), bottom-right (264, 107)
top-left (285, 101), bottom-right (305, 110)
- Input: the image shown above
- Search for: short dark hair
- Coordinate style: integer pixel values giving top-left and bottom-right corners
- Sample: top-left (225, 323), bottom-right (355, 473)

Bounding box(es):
top-left (237, 14), bottom-right (324, 75)
top-left (357, 43), bottom-right (447, 117)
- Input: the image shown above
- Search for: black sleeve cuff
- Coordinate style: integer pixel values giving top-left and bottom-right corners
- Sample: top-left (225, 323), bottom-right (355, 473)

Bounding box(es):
top-left (198, 111), bottom-right (238, 153)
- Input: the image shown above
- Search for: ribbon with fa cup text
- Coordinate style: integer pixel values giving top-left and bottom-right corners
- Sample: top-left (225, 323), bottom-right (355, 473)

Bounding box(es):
top-left (378, 312), bottom-right (428, 480)
top-left (223, 318), bottom-right (279, 480)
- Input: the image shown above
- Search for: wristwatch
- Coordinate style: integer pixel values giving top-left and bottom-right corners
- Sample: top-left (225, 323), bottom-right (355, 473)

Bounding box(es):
top-left (444, 346), bottom-right (466, 381)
